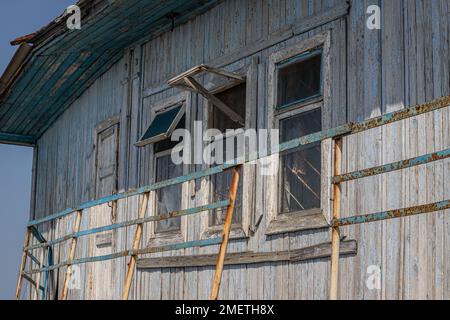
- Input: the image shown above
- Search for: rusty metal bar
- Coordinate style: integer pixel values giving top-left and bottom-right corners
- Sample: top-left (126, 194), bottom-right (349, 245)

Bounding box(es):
top-left (27, 95), bottom-right (450, 228)
top-left (27, 163), bottom-right (239, 227)
top-left (333, 200), bottom-right (450, 227)
top-left (332, 148), bottom-right (450, 184)
top-left (351, 95), bottom-right (450, 133)
top-left (210, 166), bottom-right (241, 300)
top-left (24, 200), bottom-right (230, 251)
top-left (24, 237), bottom-right (223, 275)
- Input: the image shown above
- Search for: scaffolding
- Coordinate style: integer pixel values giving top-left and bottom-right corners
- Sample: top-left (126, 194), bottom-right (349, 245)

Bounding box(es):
top-left (15, 94), bottom-right (450, 300)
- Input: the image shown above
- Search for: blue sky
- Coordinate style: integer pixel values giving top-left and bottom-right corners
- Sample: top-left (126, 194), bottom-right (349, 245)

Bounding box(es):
top-left (0, 0), bottom-right (75, 300)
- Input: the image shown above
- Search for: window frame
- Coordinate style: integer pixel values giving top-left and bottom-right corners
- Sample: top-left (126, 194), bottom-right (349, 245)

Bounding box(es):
top-left (266, 32), bottom-right (332, 236)
top-left (275, 48), bottom-right (324, 111)
top-left (135, 104), bottom-right (185, 147)
top-left (146, 93), bottom-right (190, 247)
top-left (200, 60), bottom-right (258, 240)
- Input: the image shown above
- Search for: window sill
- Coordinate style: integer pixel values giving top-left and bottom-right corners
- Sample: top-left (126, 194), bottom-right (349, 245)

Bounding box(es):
top-left (265, 208), bottom-right (329, 236)
top-left (202, 224), bottom-right (248, 240)
top-left (147, 230), bottom-right (184, 248)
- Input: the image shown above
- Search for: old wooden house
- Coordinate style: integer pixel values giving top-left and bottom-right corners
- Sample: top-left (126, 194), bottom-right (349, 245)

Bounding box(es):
top-left (0, 0), bottom-right (449, 300)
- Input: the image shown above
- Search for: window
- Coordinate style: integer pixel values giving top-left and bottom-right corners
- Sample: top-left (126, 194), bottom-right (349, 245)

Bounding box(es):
top-left (137, 96), bottom-right (188, 241)
top-left (276, 51), bottom-right (323, 215)
top-left (209, 84), bottom-right (246, 226)
top-left (167, 62), bottom-right (256, 238)
top-left (277, 50), bottom-right (322, 109)
top-left (154, 115), bottom-right (185, 233)
top-left (279, 108), bottom-right (321, 213)
top-left (266, 32), bottom-right (330, 235)
top-left (136, 104), bottom-right (184, 147)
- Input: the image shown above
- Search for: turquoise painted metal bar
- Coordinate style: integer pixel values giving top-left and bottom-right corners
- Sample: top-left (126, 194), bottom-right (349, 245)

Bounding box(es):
top-left (333, 200), bottom-right (450, 227)
top-left (28, 124), bottom-right (352, 227)
top-left (276, 123), bottom-right (352, 153)
top-left (24, 237), bottom-right (223, 275)
top-left (26, 251), bottom-right (42, 266)
top-left (28, 164), bottom-right (238, 226)
top-left (332, 148), bottom-right (450, 184)
top-left (351, 95), bottom-right (450, 133)
top-left (25, 200), bottom-right (230, 251)
top-left (29, 226), bottom-right (46, 243)
top-left (26, 95), bottom-right (450, 227)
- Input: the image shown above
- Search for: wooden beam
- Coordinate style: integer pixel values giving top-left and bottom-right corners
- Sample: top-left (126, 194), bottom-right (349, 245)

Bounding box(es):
top-left (122, 192), bottom-right (149, 300)
top-left (203, 65), bottom-right (246, 82)
top-left (136, 240), bottom-right (357, 269)
top-left (183, 76), bottom-right (245, 126)
top-left (0, 132), bottom-right (35, 147)
top-left (292, 1), bottom-right (349, 35)
top-left (330, 138), bottom-right (342, 300)
top-left (61, 210), bottom-right (82, 300)
top-left (210, 166), bottom-right (240, 300)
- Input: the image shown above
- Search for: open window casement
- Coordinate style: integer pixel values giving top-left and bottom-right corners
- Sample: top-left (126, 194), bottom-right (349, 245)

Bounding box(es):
top-left (135, 104), bottom-right (185, 147)
top-left (169, 62), bottom-right (257, 239)
top-left (168, 64), bottom-right (246, 127)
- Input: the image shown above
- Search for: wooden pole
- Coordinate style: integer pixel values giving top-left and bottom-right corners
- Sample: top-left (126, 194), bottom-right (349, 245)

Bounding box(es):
top-left (122, 192), bottom-right (149, 300)
top-left (15, 227), bottom-right (31, 300)
top-left (33, 248), bottom-right (45, 300)
top-left (330, 138), bottom-right (342, 300)
top-left (210, 166), bottom-right (241, 300)
top-left (61, 210), bottom-right (82, 300)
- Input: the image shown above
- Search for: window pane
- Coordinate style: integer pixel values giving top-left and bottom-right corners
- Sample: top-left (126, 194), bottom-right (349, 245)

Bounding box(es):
top-left (280, 108), bottom-right (322, 213)
top-left (212, 83), bottom-right (246, 131)
top-left (138, 105), bottom-right (183, 145)
top-left (277, 51), bottom-right (322, 109)
top-left (210, 168), bottom-right (243, 226)
top-left (154, 115), bottom-right (185, 153)
top-left (209, 84), bottom-right (246, 226)
top-left (155, 153), bottom-right (183, 233)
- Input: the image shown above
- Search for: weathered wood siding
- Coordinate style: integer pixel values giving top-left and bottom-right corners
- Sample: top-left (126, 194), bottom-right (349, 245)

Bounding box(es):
top-left (30, 0), bottom-right (449, 300)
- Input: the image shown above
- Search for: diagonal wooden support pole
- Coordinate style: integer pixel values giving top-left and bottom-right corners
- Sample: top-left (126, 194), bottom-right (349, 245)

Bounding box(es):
top-left (122, 192), bottom-right (150, 300)
top-left (15, 227), bottom-right (31, 300)
top-left (61, 210), bottom-right (82, 300)
top-left (210, 166), bottom-right (241, 300)
top-left (183, 76), bottom-right (245, 127)
top-left (330, 138), bottom-right (342, 300)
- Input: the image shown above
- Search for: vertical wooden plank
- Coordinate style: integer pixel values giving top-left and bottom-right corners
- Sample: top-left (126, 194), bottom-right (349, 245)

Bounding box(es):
top-left (380, 0), bottom-right (405, 300)
top-left (61, 210), bottom-right (82, 300)
top-left (330, 138), bottom-right (342, 299)
top-left (33, 248), bottom-right (46, 300)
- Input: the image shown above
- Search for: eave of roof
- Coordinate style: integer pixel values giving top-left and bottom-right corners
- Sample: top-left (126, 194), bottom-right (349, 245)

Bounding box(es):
top-left (0, 0), bottom-right (220, 146)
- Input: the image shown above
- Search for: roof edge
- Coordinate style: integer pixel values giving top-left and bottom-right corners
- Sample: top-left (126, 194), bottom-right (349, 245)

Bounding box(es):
top-left (0, 43), bottom-right (33, 99)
